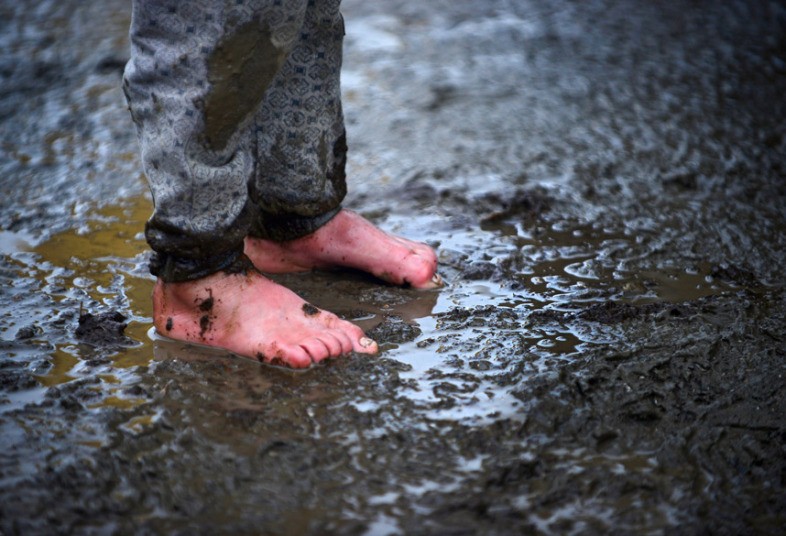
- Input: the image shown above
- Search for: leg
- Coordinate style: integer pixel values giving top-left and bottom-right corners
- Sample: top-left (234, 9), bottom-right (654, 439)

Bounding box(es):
top-left (241, 1), bottom-right (441, 288)
top-left (124, 0), bottom-right (377, 367)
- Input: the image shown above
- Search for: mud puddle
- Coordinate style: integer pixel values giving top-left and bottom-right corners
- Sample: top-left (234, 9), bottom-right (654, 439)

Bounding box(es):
top-left (2, 182), bottom-right (769, 534)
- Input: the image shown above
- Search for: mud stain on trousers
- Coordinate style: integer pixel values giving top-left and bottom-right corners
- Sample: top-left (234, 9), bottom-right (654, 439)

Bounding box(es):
top-left (204, 22), bottom-right (287, 153)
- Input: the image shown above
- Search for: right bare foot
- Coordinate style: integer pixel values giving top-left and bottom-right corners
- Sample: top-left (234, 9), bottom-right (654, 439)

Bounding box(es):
top-left (244, 209), bottom-right (442, 288)
top-left (153, 270), bottom-right (378, 368)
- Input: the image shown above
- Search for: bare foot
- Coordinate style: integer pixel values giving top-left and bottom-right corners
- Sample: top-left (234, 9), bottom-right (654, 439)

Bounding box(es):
top-left (154, 270), bottom-right (378, 368)
top-left (244, 209), bottom-right (442, 288)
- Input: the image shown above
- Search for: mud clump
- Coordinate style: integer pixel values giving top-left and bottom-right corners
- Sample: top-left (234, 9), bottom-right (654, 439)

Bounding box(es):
top-left (15, 324), bottom-right (42, 340)
top-left (0, 362), bottom-right (37, 392)
top-left (461, 261), bottom-right (497, 281)
top-left (302, 303), bottom-right (319, 316)
top-left (74, 311), bottom-right (133, 347)
top-left (367, 314), bottom-right (421, 344)
top-left (197, 293), bottom-right (215, 337)
top-left (477, 188), bottom-right (552, 224)
top-left (709, 263), bottom-right (762, 288)
top-left (199, 315), bottom-right (211, 336)
top-left (198, 296), bottom-right (214, 312)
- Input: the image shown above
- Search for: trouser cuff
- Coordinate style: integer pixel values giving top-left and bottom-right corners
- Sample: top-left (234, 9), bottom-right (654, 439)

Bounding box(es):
top-left (249, 206), bottom-right (341, 242)
top-left (149, 247), bottom-right (255, 283)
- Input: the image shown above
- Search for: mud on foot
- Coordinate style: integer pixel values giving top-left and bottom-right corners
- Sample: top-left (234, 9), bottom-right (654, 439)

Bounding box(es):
top-left (153, 270), bottom-right (378, 368)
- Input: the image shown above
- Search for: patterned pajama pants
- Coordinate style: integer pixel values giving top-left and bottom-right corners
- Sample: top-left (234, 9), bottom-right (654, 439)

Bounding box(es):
top-left (123, 0), bottom-right (347, 282)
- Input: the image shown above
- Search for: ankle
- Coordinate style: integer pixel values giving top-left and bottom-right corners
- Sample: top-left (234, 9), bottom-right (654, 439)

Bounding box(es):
top-left (154, 271), bottom-right (244, 309)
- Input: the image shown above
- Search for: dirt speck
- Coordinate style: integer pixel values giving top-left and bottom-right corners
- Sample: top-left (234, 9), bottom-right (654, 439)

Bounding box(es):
top-left (199, 314), bottom-right (211, 337)
top-left (198, 292), bottom-right (214, 312)
top-left (302, 303), bottom-right (319, 316)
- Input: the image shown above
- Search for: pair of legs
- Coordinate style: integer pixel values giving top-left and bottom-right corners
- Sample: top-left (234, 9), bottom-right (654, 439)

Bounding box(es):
top-left (124, 0), bottom-right (440, 367)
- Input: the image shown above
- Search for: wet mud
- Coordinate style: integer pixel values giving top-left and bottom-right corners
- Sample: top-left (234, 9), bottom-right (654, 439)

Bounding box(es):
top-left (1, 0), bottom-right (785, 534)
top-left (74, 310), bottom-right (133, 347)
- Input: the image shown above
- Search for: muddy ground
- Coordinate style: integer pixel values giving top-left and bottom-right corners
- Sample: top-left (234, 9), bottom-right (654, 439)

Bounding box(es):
top-left (1, 0), bottom-right (785, 534)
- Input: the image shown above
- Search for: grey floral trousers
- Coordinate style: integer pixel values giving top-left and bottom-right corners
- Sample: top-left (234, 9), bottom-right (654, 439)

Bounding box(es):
top-left (123, 0), bottom-right (347, 282)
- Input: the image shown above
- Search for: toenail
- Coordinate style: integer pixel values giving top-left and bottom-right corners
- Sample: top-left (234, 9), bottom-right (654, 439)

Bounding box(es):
top-left (360, 337), bottom-right (375, 348)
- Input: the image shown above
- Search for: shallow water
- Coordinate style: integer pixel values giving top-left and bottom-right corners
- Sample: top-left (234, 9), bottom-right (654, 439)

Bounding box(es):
top-left (2, 0), bottom-right (785, 534)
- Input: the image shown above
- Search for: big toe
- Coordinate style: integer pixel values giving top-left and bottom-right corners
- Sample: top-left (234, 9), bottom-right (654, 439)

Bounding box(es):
top-left (353, 335), bottom-right (378, 354)
top-left (402, 250), bottom-right (442, 289)
top-left (415, 272), bottom-right (444, 289)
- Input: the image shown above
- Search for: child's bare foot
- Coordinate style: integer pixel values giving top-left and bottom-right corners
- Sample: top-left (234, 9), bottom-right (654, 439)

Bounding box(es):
top-left (244, 209), bottom-right (442, 289)
top-left (153, 270), bottom-right (378, 368)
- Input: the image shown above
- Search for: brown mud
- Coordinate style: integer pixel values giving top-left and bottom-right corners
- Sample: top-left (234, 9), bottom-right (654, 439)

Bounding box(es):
top-left (1, 0), bottom-right (785, 534)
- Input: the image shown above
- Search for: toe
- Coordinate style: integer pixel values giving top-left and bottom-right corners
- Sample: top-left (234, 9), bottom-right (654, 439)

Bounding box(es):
top-left (389, 239), bottom-right (439, 288)
top-left (299, 338), bottom-right (331, 364)
top-left (352, 335), bottom-right (378, 354)
top-left (343, 322), bottom-right (367, 343)
top-left (318, 332), bottom-right (344, 359)
top-left (332, 329), bottom-right (355, 355)
top-left (273, 344), bottom-right (312, 369)
top-left (412, 271), bottom-right (444, 290)
top-left (401, 251), bottom-right (441, 289)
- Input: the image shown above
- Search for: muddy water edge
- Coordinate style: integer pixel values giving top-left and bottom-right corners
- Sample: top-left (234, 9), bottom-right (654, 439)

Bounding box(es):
top-left (1, 0), bottom-right (785, 534)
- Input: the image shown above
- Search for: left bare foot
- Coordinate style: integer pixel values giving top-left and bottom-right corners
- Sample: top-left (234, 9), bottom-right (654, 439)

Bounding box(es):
top-left (153, 270), bottom-right (377, 368)
top-left (244, 209), bottom-right (442, 289)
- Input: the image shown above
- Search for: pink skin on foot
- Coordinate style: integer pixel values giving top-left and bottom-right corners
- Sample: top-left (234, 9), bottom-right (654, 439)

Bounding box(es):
top-left (244, 209), bottom-right (442, 288)
top-left (154, 270), bottom-right (378, 369)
